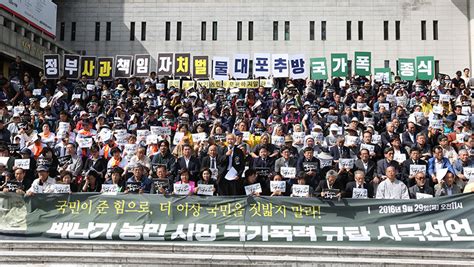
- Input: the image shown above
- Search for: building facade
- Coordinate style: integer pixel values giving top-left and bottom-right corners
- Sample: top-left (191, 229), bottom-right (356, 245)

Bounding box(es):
top-left (0, 3), bottom-right (70, 78)
top-left (55, 0), bottom-right (474, 78)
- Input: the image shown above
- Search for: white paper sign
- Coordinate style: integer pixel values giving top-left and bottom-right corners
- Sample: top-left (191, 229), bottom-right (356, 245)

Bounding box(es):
top-left (102, 184), bottom-right (119, 193)
top-left (146, 134), bottom-right (159, 145)
top-left (14, 159), bottom-right (30, 170)
top-left (429, 119), bottom-right (443, 130)
top-left (339, 158), bottom-right (355, 169)
top-left (244, 183), bottom-right (262, 196)
top-left (432, 106), bottom-right (444, 115)
top-left (173, 132), bottom-right (185, 145)
top-left (379, 103), bottom-right (390, 111)
top-left (292, 132), bottom-right (305, 143)
top-left (77, 137), bottom-right (93, 148)
top-left (136, 130), bottom-right (149, 142)
top-left (394, 153), bottom-right (406, 163)
top-left (33, 89), bottom-right (42, 96)
top-left (463, 167), bottom-right (474, 182)
top-left (352, 188), bottom-right (368, 199)
top-left (462, 106), bottom-right (471, 115)
top-left (192, 132), bottom-right (207, 142)
top-left (280, 167), bottom-right (296, 179)
top-left (360, 143), bottom-right (375, 154)
top-left (320, 159), bottom-right (332, 168)
top-left (52, 184), bottom-right (71, 193)
top-left (437, 168), bottom-right (449, 181)
top-left (270, 181), bottom-right (286, 193)
top-left (409, 165), bottom-right (426, 176)
top-left (372, 134), bottom-right (382, 145)
top-left (439, 94), bottom-right (451, 102)
top-left (31, 184), bottom-right (43, 194)
top-left (86, 84), bottom-right (95, 91)
top-left (174, 183), bottom-right (190, 195)
top-left (345, 136), bottom-right (359, 146)
top-left (197, 184), bottom-right (214, 196)
top-left (124, 144), bottom-right (137, 156)
top-left (0, 157), bottom-right (9, 166)
top-left (271, 136), bottom-right (285, 147)
top-left (457, 115), bottom-right (469, 124)
top-left (416, 192), bottom-right (433, 199)
top-left (242, 131), bottom-right (251, 141)
top-left (311, 132), bottom-right (324, 142)
top-left (292, 184), bottom-right (309, 197)
top-left (456, 133), bottom-right (466, 143)
top-left (225, 167), bottom-right (238, 181)
top-left (150, 126), bottom-right (172, 136)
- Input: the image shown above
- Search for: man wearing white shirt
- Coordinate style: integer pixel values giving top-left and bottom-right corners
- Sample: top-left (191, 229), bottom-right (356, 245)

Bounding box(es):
top-left (376, 166), bottom-right (409, 199)
top-left (25, 165), bottom-right (56, 196)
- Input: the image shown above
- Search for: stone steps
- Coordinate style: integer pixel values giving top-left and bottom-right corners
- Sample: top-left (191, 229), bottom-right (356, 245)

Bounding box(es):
top-left (0, 240), bottom-right (472, 266)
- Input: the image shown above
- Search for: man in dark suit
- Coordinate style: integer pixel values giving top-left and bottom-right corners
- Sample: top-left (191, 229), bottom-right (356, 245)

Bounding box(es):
top-left (375, 147), bottom-right (400, 184)
top-left (381, 122), bottom-right (399, 148)
top-left (200, 144), bottom-right (226, 181)
top-left (330, 135), bottom-right (351, 161)
top-left (401, 147), bottom-right (427, 187)
top-left (344, 170), bottom-right (374, 198)
top-left (218, 133), bottom-right (245, 196)
top-left (173, 144), bottom-right (200, 182)
top-left (252, 145), bottom-right (275, 181)
top-left (315, 169), bottom-right (344, 199)
top-left (401, 122), bottom-right (417, 150)
top-left (408, 172), bottom-right (434, 199)
top-left (354, 148), bottom-right (376, 183)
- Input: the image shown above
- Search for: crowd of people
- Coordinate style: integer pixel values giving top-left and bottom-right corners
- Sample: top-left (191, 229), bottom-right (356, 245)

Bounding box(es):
top-left (0, 56), bottom-right (473, 199)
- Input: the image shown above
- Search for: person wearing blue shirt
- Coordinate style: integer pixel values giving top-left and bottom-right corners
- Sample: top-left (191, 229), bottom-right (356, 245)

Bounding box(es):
top-left (427, 146), bottom-right (456, 186)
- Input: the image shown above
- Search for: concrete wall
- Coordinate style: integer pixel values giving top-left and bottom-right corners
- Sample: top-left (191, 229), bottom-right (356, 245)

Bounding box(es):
top-left (55, 0), bottom-right (472, 77)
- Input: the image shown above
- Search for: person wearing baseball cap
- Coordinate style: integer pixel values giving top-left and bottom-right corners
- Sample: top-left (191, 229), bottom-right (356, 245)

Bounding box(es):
top-left (25, 165), bottom-right (55, 196)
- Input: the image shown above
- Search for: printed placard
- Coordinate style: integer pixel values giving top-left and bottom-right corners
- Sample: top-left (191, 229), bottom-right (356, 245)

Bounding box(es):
top-left (150, 126), bottom-right (171, 136)
top-left (360, 143), bottom-right (375, 154)
top-left (77, 137), bottom-right (93, 148)
top-left (174, 183), bottom-right (191, 195)
top-left (292, 132), bottom-right (305, 144)
top-left (153, 179), bottom-right (170, 194)
top-left (270, 181), bottom-right (286, 193)
top-left (463, 167), bottom-right (474, 182)
top-left (58, 155), bottom-right (72, 166)
top-left (462, 106), bottom-right (471, 115)
top-left (191, 132), bottom-right (207, 142)
top-left (271, 136), bottom-right (285, 147)
top-left (344, 136), bottom-right (359, 146)
top-left (302, 162), bottom-right (319, 172)
top-left (126, 182), bottom-right (141, 193)
top-left (339, 158), bottom-right (355, 169)
top-left (409, 165), bottom-right (426, 176)
top-left (33, 88), bottom-right (42, 96)
top-left (280, 167), bottom-right (296, 179)
top-left (5, 181), bottom-right (21, 192)
top-left (394, 153), bottom-right (406, 163)
top-left (429, 119), bottom-right (443, 130)
top-left (311, 132), bottom-right (324, 142)
top-left (320, 159), bottom-right (332, 168)
top-left (197, 184), bottom-right (214, 196)
top-left (352, 188), bottom-right (368, 199)
top-left (432, 105), bottom-right (444, 115)
top-left (323, 189), bottom-right (340, 200)
top-left (102, 184), bottom-right (119, 193)
top-left (124, 144), bottom-right (137, 157)
top-left (244, 183), bottom-right (262, 196)
top-left (292, 184), bottom-right (309, 197)
top-left (371, 134), bottom-right (382, 145)
top-left (173, 132), bottom-right (185, 145)
top-left (146, 135), bottom-right (159, 145)
top-left (31, 184), bottom-right (43, 194)
top-left (52, 184), bottom-right (71, 194)
top-left (379, 103), bottom-right (390, 111)
top-left (242, 131), bottom-right (251, 141)
top-left (416, 192), bottom-right (433, 199)
top-left (14, 159), bottom-right (30, 170)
